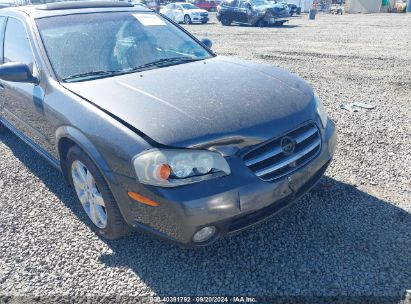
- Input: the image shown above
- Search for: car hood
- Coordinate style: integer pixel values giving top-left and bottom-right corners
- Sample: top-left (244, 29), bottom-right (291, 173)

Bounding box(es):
top-left (186, 8), bottom-right (208, 13)
top-left (63, 56), bottom-right (316, 153)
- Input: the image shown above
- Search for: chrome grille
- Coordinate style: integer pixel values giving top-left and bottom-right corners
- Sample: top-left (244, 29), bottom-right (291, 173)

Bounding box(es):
top-left (243, 123), bottom-right (321, 181)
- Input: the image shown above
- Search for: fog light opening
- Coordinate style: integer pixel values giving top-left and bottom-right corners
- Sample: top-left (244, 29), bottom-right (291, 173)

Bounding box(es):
top-left (192, 226), bottom-right (216, 243)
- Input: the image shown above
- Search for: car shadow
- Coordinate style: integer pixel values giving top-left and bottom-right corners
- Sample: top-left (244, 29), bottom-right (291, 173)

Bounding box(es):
top-left (187, 22), bottom-right (219, 25)
top-left (233, 23), bottom-right (300, 29)
top-left (1, 130), bottom-right (410, 301)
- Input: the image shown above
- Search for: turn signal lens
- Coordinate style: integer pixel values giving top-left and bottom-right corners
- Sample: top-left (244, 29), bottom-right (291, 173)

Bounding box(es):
top-left (158, 164), bottom-right (171, 180)
top-left (128, 192), bottom-right (159, 207)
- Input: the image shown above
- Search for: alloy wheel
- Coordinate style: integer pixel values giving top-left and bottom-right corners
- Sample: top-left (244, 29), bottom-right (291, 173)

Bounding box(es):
top-left (71, 160), bottom-right (107, 229)
top-left (184, 15), bottom-right (191, 24)
top-left (221, 16), bottom-right (231, 26)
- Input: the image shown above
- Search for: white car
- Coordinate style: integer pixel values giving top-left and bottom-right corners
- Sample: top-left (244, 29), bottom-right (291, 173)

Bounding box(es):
top-left (160, 2), bottom-right (209, 24)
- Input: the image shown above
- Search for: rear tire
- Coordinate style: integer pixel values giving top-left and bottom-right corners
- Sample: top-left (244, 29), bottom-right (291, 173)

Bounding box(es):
top-left (184, 15), bottom-right (192, 24)
top-left (67, 145), bottom-right (130, 240)
top-left (202, 20), bottom-right (208, 24)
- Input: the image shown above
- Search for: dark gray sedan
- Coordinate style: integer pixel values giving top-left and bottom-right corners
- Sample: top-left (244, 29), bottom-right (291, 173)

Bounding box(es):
top-left (0, 1), bottom-right (336, 246)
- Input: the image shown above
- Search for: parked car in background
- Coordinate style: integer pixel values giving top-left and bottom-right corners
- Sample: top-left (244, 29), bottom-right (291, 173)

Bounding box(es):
top-left (140, 0), bottom-right (160, 11)
top-left (0, 2), bottom-right (13, 8)
top-left (217, 0), bottom-right (289, 26)
top-left (129, 1), bottom-right (149, 8)
top-left (394, 0), bottom-right (407, 12)
top-left (0, 0), bottom-right (29, 9)
top-left (189, 0), bottom-right (219, 11)
top-left (160, 2), bottom-right (209, 24)
top-left (287, 2), bottom-right (297, 15)
top-left (268, 0), bottom-right (296, 15)
top-left (0, 1), bottom-right (335, 246)
top-left (329, 3), bottom-right (343, 14)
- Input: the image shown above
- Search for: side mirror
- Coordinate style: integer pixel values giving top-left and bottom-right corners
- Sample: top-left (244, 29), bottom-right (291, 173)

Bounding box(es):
top-left (0, 62), bottom-right (39, 84)
top-left (201, 38), bottom-right (213, 49)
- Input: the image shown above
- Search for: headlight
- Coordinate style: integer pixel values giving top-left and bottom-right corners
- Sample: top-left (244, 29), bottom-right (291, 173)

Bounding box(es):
top-left (314, 93), bottom-right (328, 128)
top-left (133, 149), bottom-right (231, 187)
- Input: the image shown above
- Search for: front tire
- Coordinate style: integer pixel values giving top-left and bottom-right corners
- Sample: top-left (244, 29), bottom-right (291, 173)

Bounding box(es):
top-left (67, 145), bottom-right (130, 240)
top-left (256, 19), bottom-right (265, 27)
top-left (220, 15), bottom-right (231, 26)
top-left (184, 15), bottom-right (192, 24)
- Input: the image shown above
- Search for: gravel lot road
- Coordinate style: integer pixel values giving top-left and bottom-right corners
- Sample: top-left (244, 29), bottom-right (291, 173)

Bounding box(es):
top-left (1, 13), bottom-right (410, 303)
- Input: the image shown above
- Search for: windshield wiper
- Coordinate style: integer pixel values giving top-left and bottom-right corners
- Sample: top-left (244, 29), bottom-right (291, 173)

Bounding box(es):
top-left (127, 56), bottom-right (202, 72)
top-left (63, 70), bottom-right (122, 82)
top-left (63, 57), bottom-right (202, 82)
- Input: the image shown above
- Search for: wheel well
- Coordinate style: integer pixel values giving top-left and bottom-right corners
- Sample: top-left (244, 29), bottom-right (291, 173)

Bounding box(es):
top-left (58, 137), bottom-right (77, 186)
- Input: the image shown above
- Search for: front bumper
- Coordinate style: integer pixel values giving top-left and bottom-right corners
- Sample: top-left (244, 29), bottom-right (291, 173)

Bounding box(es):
top-left (264, 16), bottom-right (289, 23)
top-left (192, 16), bottom-right (209, 22)
top-left (111, 119), bottom-right (337, 246)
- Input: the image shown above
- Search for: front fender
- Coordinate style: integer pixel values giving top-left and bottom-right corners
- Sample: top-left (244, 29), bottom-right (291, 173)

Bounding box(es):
top-left (55, 125), bottom-right (116, 184)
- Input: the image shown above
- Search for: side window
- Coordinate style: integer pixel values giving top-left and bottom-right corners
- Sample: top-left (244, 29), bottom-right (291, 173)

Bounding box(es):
top-left (3, 18), bottom-right (36, 74)
top-left (0, 17), bottom-right (6, 63)
top-left (239, 0), bottom-right (248, 7)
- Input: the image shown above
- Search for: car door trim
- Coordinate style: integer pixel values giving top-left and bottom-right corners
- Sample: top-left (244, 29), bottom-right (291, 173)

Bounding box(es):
top-left (0, 116), bottom-right (61, 171)
top-left (2, 108), bottom-right (49, 142)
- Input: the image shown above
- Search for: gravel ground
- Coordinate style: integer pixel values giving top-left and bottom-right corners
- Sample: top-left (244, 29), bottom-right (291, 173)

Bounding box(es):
top-left (1, 13), bottom-right (410, 303)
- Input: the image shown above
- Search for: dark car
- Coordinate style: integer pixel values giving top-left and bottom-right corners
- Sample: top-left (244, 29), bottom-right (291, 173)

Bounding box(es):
top-left (217, 0), bottom-right (289, 26)
top-left (0, 1), bottom-right (336, 246)
top-left (140, 0), bottom-right (160, 11)
top-left (287, 2), bottom-right (297, 15)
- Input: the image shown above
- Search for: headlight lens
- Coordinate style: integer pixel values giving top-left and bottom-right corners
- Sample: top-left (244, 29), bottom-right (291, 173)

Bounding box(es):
top-left (133, 149), bottom-right (231, 187)
top-left (314, 93), bottom-right (328, 128)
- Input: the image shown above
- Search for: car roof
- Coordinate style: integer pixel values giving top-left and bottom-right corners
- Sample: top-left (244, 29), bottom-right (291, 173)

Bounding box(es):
top-left (1, 1), bottom-right (152, 19)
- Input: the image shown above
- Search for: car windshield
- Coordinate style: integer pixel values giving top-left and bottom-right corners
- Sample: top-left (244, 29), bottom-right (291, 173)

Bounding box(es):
top-left (180, 3), bottom-right (198, 9)
top-left (36, 12), bottom-right (212, 82)
top-left (251, 0), bottom-right (271, 5)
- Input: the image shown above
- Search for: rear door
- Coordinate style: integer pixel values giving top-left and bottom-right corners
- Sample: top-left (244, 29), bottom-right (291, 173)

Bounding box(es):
top-left (0, 17), bottom-right (50, 151)
top-left (162, 4), bottom-right (174, 20)
top-left (174, 4), bottom-right (185, 22)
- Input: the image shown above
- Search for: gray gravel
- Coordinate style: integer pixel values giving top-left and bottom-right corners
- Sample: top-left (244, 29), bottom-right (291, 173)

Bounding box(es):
top-left (1, 13), bottom-right (410, 303)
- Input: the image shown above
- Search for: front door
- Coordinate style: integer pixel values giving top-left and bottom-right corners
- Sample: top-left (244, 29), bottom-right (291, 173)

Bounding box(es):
top-left (237, 0), bottom-right (250, 23)
top-left (0, 17), bottom-right (50, 152)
